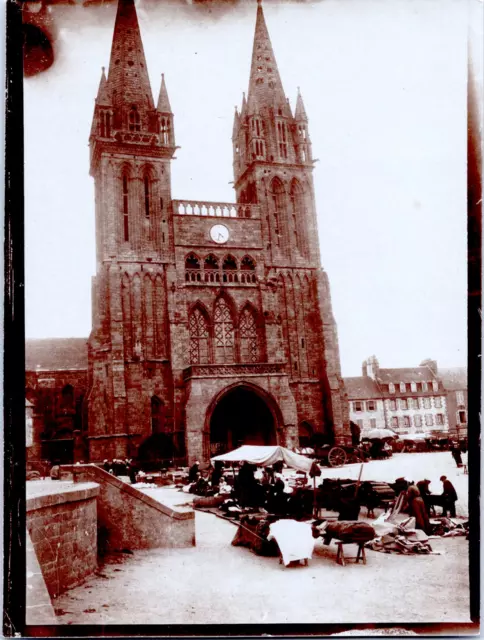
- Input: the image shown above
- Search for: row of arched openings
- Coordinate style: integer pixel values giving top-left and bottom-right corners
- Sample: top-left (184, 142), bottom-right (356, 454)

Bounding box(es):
top-left (120, 169), bottom-right (158, 243)
top-left (185, 253), bottom-right (257, 284)
top-left (189, 299), bottom-right (261, 365)
top-left (269, 177), bottom-right (308, 256)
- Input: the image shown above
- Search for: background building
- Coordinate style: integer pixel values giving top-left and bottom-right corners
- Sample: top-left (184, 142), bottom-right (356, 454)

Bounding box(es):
top-left (438, 367), bottom-right (468, 440)
top-left (344, 356), bottom-right (454, 437)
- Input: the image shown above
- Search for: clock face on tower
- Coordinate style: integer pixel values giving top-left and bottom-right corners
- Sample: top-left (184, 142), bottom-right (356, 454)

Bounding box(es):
top-left (210, 224), bottom-right (230, 244)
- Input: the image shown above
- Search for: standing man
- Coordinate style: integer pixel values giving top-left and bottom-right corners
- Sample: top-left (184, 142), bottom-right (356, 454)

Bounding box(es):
top-left (440, 475), bottom-right (458, 517)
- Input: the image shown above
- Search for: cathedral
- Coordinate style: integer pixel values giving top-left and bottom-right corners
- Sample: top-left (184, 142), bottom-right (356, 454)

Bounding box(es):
top-left (27, 0), bottom-right (350, 466)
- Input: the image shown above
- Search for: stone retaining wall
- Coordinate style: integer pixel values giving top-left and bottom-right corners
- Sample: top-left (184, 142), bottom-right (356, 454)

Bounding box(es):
top-left (26, 482), bottom-right (99, 598)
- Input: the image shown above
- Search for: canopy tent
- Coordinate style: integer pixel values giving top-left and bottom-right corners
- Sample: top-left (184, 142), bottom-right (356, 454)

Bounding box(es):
top-left (211, 445), bottom-right (314, 474)
top-left (398, 433), bottom-right (430, 441)
top-left (361, 428), bottom-right (398, 440)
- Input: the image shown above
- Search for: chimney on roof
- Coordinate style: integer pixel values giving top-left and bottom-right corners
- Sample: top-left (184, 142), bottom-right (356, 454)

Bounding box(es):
top-left (362, 360), bottom-right (368, 377)
top-left (420, 359), bottom-right (438, 376)
top-left (366, 355), bottom-right (379, 380)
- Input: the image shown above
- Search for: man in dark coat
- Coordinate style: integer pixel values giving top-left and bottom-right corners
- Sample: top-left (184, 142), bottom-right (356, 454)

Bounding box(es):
top-left (188, 461), bottom-right (200, 483)
top-left (350, 421), bottom-right (361, 448)
top-left (440, 475), bottom-right (458, 517)
top-left (416, 479), bottom-right (433, 514)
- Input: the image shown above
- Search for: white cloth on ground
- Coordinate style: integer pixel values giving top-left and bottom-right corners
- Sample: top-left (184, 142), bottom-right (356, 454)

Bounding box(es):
top-left (268, 519), bottom-right (315, 566)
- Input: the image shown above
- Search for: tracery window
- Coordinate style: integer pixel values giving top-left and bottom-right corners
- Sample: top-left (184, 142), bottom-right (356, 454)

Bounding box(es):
top-left (189, 308), bottom-right (210, 364)
top-left (129, 106), bottom-right (141, 132)
top-left (240, 307), bottom-right (259, 363)
top-left (214, 298), bottom-right (235, 364)
top-left (122, 174), bottom-right (129, 241)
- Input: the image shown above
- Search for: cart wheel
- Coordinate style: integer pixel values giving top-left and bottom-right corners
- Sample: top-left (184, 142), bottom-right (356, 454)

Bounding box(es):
top-left (328, 446), bottom-right (347, 467)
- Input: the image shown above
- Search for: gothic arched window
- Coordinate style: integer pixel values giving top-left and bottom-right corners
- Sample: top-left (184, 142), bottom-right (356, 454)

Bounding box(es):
top-left (129, 106), bottom-right (141, 132)
top-left (189, 307), bottom-right (210, 364)
top-left (270, 177), bottom-right (285, 246)
top-left (122, 174), bottom-right (129, 241)
top-left (204, 254), bottom-right (219, 270)
top-left (240, 255), bottom-right (256, 270)
top-left (160, 117), bottom-right (170, 145)
top-left (214, 298), bottom-right (235, 364)
top-left (222, 255), bottom-right (237, 270)
top-left (144, 174), bottom-right (151, 219)
top-left (185, 253), bottom-right (200, 269)
top-left (290, 179), bottom-right (307, 256)
top-left (239, 307), bottom-right (259, 363)
top-left (151, 396), bottom-right (165, 433)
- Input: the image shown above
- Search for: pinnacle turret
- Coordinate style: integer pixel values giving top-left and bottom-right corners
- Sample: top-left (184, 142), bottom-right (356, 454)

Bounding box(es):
top-left (157, 74), bottom-right (172, 114)
top-left (295, 88), bottom-right (308, 121)
top-left (95, 67), bottom-right (110, 106)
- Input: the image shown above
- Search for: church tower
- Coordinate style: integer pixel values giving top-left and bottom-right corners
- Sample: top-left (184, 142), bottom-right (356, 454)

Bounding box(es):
top-left (232, 0), bottom-right (349, 441)
top-left (87, 0), bottom-right (178, 461)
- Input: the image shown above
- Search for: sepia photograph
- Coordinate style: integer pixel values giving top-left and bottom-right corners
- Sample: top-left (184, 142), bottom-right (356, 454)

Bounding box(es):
top-left (7, 0), bottom-right (481, 633)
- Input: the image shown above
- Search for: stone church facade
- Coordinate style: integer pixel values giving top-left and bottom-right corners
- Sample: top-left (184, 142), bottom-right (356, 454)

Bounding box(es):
top-left (28, 0), bottom-right (350, 466)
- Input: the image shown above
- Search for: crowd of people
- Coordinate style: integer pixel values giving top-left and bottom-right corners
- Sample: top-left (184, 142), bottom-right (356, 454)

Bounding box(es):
top-left (102, 458), bottom-right (138, 484)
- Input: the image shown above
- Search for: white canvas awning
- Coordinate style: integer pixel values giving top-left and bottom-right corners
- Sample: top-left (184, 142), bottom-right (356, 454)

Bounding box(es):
top-left (211, 445), bottom-right (314, 473)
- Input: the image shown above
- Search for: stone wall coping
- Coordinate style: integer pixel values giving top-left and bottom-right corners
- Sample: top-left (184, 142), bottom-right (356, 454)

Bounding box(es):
top-left (26, 481), bottom-right (100, 513)
top-left (60, 464), bottom-right (194, 521)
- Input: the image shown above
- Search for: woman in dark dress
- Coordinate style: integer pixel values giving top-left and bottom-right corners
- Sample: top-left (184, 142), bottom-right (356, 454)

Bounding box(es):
top-left (406, 485), bottom-right (431, 534)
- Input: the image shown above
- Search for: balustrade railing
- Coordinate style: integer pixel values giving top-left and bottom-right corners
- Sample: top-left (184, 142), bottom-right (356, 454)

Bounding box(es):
top-left (184, 269), bottom-right (257, 285)
top-left (173, 200), bottom-right (258, 219)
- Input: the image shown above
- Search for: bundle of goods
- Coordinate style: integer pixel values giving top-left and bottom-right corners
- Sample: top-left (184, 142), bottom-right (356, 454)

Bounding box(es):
top-left (358, 481), bottom-right (396, 511)
top-left (317, 479), bottom-right (356, 512)
top-left (430, 517), bottom-right (469, 537)
top-left (365, 517), bottom-right (437, 555)
top-left (231, 513), bottom-right (280, 556)
top-left (317, 521), bottom-right (376, 546)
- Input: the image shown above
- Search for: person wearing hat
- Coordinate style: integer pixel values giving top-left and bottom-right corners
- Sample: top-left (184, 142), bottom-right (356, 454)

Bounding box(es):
top-left (188, 460), bottom-right (200, 483)
top-left (440, 475), bottom-right (458, 517)
top-left (416, 479), bottom-right (433, 514)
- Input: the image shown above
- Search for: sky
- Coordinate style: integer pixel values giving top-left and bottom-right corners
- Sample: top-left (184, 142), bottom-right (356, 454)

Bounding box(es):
top-left (24, 0), bottom-right (472, 377)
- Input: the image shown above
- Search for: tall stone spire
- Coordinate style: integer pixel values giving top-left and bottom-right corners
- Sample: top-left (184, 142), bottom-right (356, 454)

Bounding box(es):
top-left (105, 0), bottom-right (154, 110)
top-left (246, 0), bottom-right (288, 114)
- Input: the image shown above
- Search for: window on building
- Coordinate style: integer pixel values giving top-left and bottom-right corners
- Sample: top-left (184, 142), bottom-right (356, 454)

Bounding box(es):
top-left (425, 414), bottom-right (433, 427)
top-left (277, 121), bottom-right (288, 159)
top-left (400, 398), bottom-right (408, 410)
top-left (366, 400), bottom-right (376, 412)
top-left (128, 106), bottom-right (141, 132)
top-left (458, 410), bottom-right (467, 424)
top-left (239, 307), bottom-right (259, 363)
top-left (432, 381), bottom-right (439, 392)
top-left (436, 414), bottom-right (444, 426)
top-left (423, 398), bottom-right (431, 409)
top-left (122, 174), bottom-right (129, 241)
top-left (370, 418), bottom-right (377, 428)
top-left (354, 401), bottom-right (363, 412)
top-left (389, 399), bottom-right (397, 411)
top-left (400, 382), bottom-right (406, 393)
top-left (214, 298), bottom-right (235, 364)
top-left (144, 175), bottom-right (151, 219)
top-left (410, 382), bottom-right (417, 392)
top-left (414, 415), bottom-right (423, 429)
top-left (188, 308), bottom-right (210, 364)
top-left (357, 419), bottom-right (364, 430)
top-left (434, 396), bottom-right (442, 408)
top-left (403, 416), bottom-right (411, 429)
top-left (391, 416), bottom-right (399, 429)
top-left (389, 383), bottom-right (395, 394)
top-left (422, 382), bottom-right (428, 392)
top-left (456, 391), bottom-right (465, 406)
top-left (412, 397), bottom-right (420, 410)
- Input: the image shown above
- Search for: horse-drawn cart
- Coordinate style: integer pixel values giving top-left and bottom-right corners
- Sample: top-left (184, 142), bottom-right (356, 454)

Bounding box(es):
top-left (316, 445), bottom-right (366, 468)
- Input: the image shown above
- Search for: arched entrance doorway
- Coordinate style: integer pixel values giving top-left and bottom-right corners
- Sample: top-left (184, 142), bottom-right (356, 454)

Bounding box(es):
top-left (208, 385), bottom-right (278, 457)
